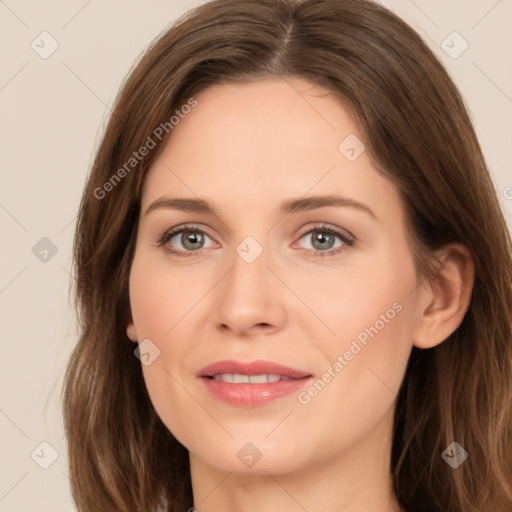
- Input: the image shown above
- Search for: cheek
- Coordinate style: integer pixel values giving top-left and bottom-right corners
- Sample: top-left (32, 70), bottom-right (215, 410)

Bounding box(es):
top-left (302, 250), bottom-right (416, 357)
top-left (300, 248), bottom-right (416, 404)
top-left (290, 299), bottom-right (415, 466)
top-left (300, 264), bottom-right (416, 430)
top-left (128, 253), bottom-right (200, 339)
top-left (128, 256), bottom-right (205, 441)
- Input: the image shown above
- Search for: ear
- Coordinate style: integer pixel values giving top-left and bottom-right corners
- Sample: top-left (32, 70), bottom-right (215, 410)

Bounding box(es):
top-left (413, 243), bottom-right (474, 349)
top-left (126, 319), bottom-right (138, 343)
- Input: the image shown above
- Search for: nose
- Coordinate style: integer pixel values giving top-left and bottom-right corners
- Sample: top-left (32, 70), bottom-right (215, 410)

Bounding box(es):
top-left (212, 243), bottom-right (287, 338)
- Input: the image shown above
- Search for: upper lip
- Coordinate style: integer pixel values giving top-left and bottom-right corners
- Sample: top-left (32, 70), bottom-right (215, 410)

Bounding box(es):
top-left (198, 360), bottom-right (312, 379)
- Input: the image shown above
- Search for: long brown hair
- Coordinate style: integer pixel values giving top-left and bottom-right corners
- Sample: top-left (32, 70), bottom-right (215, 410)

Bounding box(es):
top-left (62, 0), bottom-right (512, 510)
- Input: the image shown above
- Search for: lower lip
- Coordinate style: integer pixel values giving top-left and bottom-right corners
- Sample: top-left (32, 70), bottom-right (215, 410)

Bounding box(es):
top-left (201, 377), bottom-right (313, 407)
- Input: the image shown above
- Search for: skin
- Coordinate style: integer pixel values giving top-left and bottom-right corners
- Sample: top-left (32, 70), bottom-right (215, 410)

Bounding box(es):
top-left (126, 76), bottom-right (474, 512)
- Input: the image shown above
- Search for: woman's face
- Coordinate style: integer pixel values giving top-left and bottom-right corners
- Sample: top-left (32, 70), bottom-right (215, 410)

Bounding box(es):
top-left (127, 77), bottom-right (423, 475)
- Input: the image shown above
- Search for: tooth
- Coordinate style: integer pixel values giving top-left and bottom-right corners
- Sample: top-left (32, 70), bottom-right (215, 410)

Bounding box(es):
top-left (233, 374), bottom-right (249, 383)
top-left (248, 374), bottom-right (268, 383)
top-left (211, 373), bottom-right (291, 383)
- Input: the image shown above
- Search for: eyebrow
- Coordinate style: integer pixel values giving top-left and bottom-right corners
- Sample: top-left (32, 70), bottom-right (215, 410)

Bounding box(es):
top-left (143, 194), bottom-right (377, 220)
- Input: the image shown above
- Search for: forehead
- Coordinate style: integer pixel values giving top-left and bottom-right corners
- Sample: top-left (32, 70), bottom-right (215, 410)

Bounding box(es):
top-left (148, 76), bottom-right (358, 176)
top-left (140, 77), bottom-right (404, 226)
top-left (176, 77), bottom-right (357, 153)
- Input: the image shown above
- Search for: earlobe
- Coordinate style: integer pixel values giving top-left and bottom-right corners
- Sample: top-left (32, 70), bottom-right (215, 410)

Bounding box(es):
top-left (413, 243), bottom-right (474, 349)
top-left (126, 322), bottom-right (138, 343)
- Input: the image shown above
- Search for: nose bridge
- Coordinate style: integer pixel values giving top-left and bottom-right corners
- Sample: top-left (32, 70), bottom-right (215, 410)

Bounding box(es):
top-left (235, 234), bottom-right (266, 267)
top-left (211, 232), bottom-right (286, 334)
top-left (227, 234), bottom-right (270, 296)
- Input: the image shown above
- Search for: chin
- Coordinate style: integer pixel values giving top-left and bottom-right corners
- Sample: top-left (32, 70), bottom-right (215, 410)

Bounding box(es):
top-left (187, 435), bottom-right (308, 476)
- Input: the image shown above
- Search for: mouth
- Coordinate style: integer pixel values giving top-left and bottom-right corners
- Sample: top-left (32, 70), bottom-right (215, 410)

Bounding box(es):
top-left (197, 360), bottom-right (313, 407)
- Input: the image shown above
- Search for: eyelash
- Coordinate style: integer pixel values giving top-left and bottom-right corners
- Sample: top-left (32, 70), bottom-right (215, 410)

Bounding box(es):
top-left (156, 223), bottom-right (355, 258)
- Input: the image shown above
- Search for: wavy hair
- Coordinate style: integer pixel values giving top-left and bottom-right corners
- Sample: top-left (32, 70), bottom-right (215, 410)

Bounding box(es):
top-left (62, 0), bottom-right (512, 510)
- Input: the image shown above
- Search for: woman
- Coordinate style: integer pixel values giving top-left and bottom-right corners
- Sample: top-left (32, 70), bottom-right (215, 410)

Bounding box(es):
top-left (62, 0), bottom-right (512, 511)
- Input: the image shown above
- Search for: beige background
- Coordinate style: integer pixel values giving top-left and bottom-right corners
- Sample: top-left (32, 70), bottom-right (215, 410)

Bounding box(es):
top-left (0, 0), bottom-right (511, 510)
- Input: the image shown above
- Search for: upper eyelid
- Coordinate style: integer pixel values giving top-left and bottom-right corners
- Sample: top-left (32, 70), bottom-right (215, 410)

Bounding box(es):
top-left (293, 226), bottom-right (354, 250)
top-left (160, 223), bottom-right (218, 245)
top-left (166, 223), bottom-right (218, 240)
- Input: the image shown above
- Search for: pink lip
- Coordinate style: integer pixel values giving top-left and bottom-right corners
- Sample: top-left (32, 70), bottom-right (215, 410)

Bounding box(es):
top-left (197, 359), bottom-right (313, 407)
top-left (198, 359), bottom-right (311, 379)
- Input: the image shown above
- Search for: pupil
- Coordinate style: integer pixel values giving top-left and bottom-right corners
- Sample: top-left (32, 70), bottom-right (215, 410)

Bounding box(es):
top-left (314, 231), bottom-right (333, 250)
top-left (183, 231), bottom-right (203, 250)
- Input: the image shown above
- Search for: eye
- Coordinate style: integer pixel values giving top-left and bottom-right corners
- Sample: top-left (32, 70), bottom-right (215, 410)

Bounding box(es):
top-left (156, 223), bottom-right (355, 259)
top-left (157, 224), bottom-right (216, 257)
top-left (294, 224), bottom-right (355, 257)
